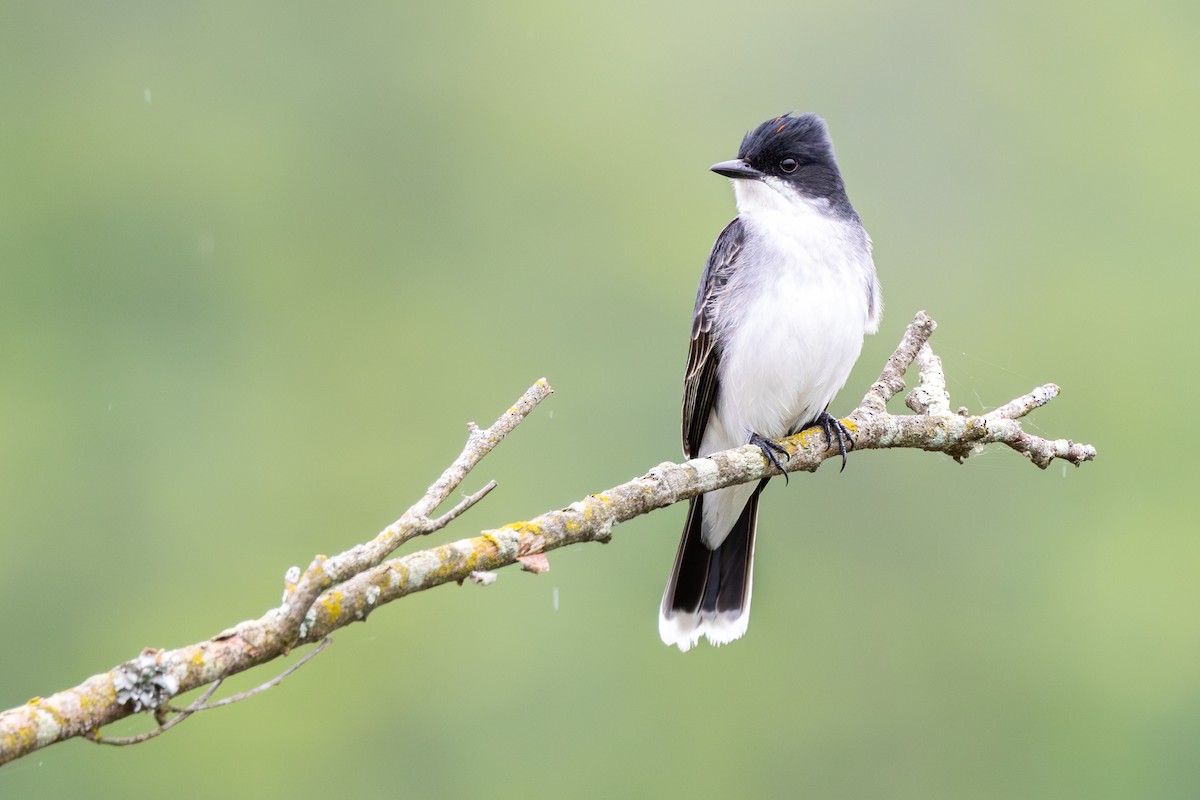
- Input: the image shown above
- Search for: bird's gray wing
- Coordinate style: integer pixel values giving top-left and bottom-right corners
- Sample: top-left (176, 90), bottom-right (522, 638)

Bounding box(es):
top-left (682, 218), bottom-right (744, 459)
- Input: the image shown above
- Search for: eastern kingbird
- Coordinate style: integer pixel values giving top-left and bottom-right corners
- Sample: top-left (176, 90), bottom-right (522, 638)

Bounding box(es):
top-left (659, 113), bottom-right (882, 652)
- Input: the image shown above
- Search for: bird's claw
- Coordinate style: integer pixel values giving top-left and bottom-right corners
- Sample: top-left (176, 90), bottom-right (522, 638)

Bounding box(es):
top-left (749, 432), bottom-right (791, 484)
top-left (813, 411), bottom-right (853, 472)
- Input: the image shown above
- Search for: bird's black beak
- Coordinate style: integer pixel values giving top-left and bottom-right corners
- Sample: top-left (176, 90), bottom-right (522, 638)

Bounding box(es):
top-left (710, 159), bottom-right (763, 180)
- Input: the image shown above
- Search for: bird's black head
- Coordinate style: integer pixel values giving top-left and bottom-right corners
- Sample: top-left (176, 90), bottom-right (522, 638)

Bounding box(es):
top-left (712, 113), bottom-right (849, 208)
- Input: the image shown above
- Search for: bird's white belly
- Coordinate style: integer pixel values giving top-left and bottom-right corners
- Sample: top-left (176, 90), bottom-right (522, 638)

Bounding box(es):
top-left (703, 257), bottom-right (868, 454)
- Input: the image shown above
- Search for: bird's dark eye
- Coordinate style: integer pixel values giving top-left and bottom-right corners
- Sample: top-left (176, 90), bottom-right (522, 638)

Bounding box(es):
top-left (780, 158), bottom-right (798, 173)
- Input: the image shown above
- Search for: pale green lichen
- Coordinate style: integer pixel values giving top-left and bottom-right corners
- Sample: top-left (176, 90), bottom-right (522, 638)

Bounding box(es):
top-left (690, 458), bottom-right (720, 489)
top-left (113, 654), bottom-right (178, 712)
top-left (297, 607), bottom-right (317, 639)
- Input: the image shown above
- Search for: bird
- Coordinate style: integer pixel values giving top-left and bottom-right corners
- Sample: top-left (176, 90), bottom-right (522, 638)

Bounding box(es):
top-left (659, 113), bottom-right (882, 652)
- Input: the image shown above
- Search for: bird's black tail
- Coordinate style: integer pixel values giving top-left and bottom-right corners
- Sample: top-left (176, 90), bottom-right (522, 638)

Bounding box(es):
top-left (659, 479), bottom-right (766, 651)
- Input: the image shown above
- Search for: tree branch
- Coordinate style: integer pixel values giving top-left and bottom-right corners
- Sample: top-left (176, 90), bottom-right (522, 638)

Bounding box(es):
top-left (0, 311), bottom-right (1096, 767)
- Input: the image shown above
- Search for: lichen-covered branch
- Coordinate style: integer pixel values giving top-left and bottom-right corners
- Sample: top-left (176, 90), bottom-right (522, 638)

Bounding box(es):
top-left (0, 380), bottom-right (555, 766)
top-left (0, 312), bottom-right (1097, 767)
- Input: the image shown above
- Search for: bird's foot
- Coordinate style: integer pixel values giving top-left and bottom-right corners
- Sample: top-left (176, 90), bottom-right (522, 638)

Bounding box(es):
top-left (749, 432), bottom-right (790, 484)
top-left (811, 411), bottom-right (854, 472)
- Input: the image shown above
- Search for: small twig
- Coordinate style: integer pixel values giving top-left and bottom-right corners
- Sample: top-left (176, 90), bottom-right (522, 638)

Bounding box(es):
top-left (1000, 422), bottom-right (1095, 469)
top-left (316, 379), bottom-right (550, 576)
top-left (84, 681), bottom-right (224, 746)
top-left (193, 637), bottom-right (332, 710)
top-left (906, 343), bottom-right (951, 416)
top-left (985, 384), bottom-right (1060, 421)
top-left (429, 480), bottom-right (498, 531)
top-left (861, 310), bottom-right (936, 412)
top-left (420, 382), bottom-right (551, 511)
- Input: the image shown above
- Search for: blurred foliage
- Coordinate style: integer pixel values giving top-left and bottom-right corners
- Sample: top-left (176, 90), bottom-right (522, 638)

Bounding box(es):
top-left (1, 0), bottom-right (1198, 797)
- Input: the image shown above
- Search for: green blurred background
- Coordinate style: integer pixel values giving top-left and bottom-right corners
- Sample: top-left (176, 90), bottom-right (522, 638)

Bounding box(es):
top-left (2, 0), bottom-right (1197, 797)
